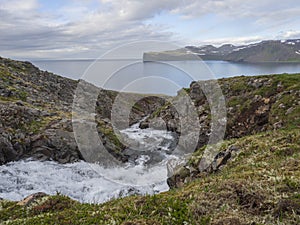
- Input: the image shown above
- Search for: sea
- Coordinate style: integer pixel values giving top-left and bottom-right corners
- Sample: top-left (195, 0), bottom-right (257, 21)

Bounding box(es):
top-left (32, 59), bottom-right (300, 95)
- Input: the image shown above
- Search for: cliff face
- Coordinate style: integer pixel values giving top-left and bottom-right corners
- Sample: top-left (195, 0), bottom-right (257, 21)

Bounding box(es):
top-left (0, 57), bottom-right (81, 164)
top-left (0, 57), bottom-right (165, 165)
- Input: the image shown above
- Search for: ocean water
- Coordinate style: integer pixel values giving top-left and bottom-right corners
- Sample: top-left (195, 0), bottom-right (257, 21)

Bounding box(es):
top-left (32, 59), bottom-right (300, 95)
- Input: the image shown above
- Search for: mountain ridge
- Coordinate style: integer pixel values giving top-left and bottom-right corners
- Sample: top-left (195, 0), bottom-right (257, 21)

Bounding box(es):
top-left (144, 39), bottom-right (300, 62)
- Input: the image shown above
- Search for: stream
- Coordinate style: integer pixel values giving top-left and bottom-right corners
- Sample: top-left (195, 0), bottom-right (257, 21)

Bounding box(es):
top-left (0, 121), bottom-right (179, 203)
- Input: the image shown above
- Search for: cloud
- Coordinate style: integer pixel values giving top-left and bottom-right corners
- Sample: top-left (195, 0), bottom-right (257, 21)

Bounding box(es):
top-left (172, 0), bottom-right (300, 20)
top-left (277, 30), bottom-right (300, 40)
top-left (0, 0), bottom-right (299, 59)
top-left (199, 35), bottom-right (264, 46)
top-left (0, 0), bottom-right (176, 59)
top-left (0, 0), bottom-right (38, 12)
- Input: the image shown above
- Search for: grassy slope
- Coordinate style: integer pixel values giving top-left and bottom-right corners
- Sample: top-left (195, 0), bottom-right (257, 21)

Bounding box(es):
top-left (0, 128), bottom-right (299, 225)
top-left (217, 73), bottom-right (300, 132)
top-left (0, 69), bottom-right (299, 224)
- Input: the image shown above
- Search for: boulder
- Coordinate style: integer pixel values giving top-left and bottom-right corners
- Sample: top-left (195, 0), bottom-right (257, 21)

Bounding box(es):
top-left (17, 192), bottom-right (48, 206)
top-left (23, 128), bottom-right (83, 164)
top-left (168, 145), bottom-right (240, 188)
top-left (0, 133), bottom-right (18, 165)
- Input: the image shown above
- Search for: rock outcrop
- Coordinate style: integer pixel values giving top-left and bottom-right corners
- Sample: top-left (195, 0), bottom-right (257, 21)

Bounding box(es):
top-left (0, 57), bottom-right (165, 165)
top-left (145, 74), bottom-right (300, 142)
top-left (140, 74), bottom-right (300, 188)
top-left (167, 145), bottom-right (241, 188)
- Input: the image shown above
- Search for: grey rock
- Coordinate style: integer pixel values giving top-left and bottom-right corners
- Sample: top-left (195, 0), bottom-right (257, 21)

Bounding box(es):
top-left (273, 121), bottom-right (283, 129)
top-left (279, 103), bottom-right (285, 108)
top-left (167, 119), bottom-right (177, 132)
top-left (212, 151), bottom-right (231, 171)
top-left (285, 107), bottom-right (294, 115)
top-left (16, 100), bottom-right (24, 106)
top-left (17, 192), bottom-right (48, 206)
top-left (139, 121), bottom-right (149, 129)
top-left (0, 135), bottom-right (18, 164)
top-left (170, 145), bottom-right (240, 188)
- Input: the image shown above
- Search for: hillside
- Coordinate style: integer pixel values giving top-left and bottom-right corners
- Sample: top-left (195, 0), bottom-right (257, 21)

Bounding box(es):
top-left (0, 57), bottom-right (299, 224)
top-left (140, 73), bottom-right (300, 154)
top-left (144, 39), bottom-right (300, 62)
top-left (0, 57), bottom-right (165, 165)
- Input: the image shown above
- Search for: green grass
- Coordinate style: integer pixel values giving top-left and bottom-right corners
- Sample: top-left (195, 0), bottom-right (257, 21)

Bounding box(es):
top-left (1, 128), bottom-right (299, 225)
top-left (96, 119), bottom-right (126, 153)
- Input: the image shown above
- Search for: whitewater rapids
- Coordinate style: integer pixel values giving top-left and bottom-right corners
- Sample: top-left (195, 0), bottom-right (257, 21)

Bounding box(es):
top-left (0, 122), bottom-right (178, 203)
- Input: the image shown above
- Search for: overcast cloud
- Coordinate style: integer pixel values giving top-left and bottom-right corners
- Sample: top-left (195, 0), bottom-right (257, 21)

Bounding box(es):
top-left (0, 0), bottom-right (300, 59)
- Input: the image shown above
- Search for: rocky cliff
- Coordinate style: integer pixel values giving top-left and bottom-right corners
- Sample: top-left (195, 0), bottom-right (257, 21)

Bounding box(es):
top-left (0, 57), bottom-right (165, 165)
top-left (142, 73), bottom-right (299, 144)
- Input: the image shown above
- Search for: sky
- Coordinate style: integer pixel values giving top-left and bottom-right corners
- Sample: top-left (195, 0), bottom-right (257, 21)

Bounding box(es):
top-left (1, 0), bottom-right (300, 60)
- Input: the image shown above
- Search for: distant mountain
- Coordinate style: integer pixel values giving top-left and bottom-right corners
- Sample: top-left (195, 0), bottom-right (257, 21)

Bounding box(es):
top-left (144, 39), bottom-right (300, 62)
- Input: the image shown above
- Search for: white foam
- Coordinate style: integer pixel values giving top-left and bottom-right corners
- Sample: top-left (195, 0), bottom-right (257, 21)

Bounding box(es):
top-left (120, 122), bottom-right (174, 152)
top-left (0, 122), bottom-right (178, 203)
top-left (0, 159), bottom-right (170, 203)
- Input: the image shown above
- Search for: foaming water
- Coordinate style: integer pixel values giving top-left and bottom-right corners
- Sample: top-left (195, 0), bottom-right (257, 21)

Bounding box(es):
top-left (120, 122), bottom-right (174, 152)
top-left (0, 160), bottom-right (169, 203)
top-left (0, 123), bottom-right (177, 203)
